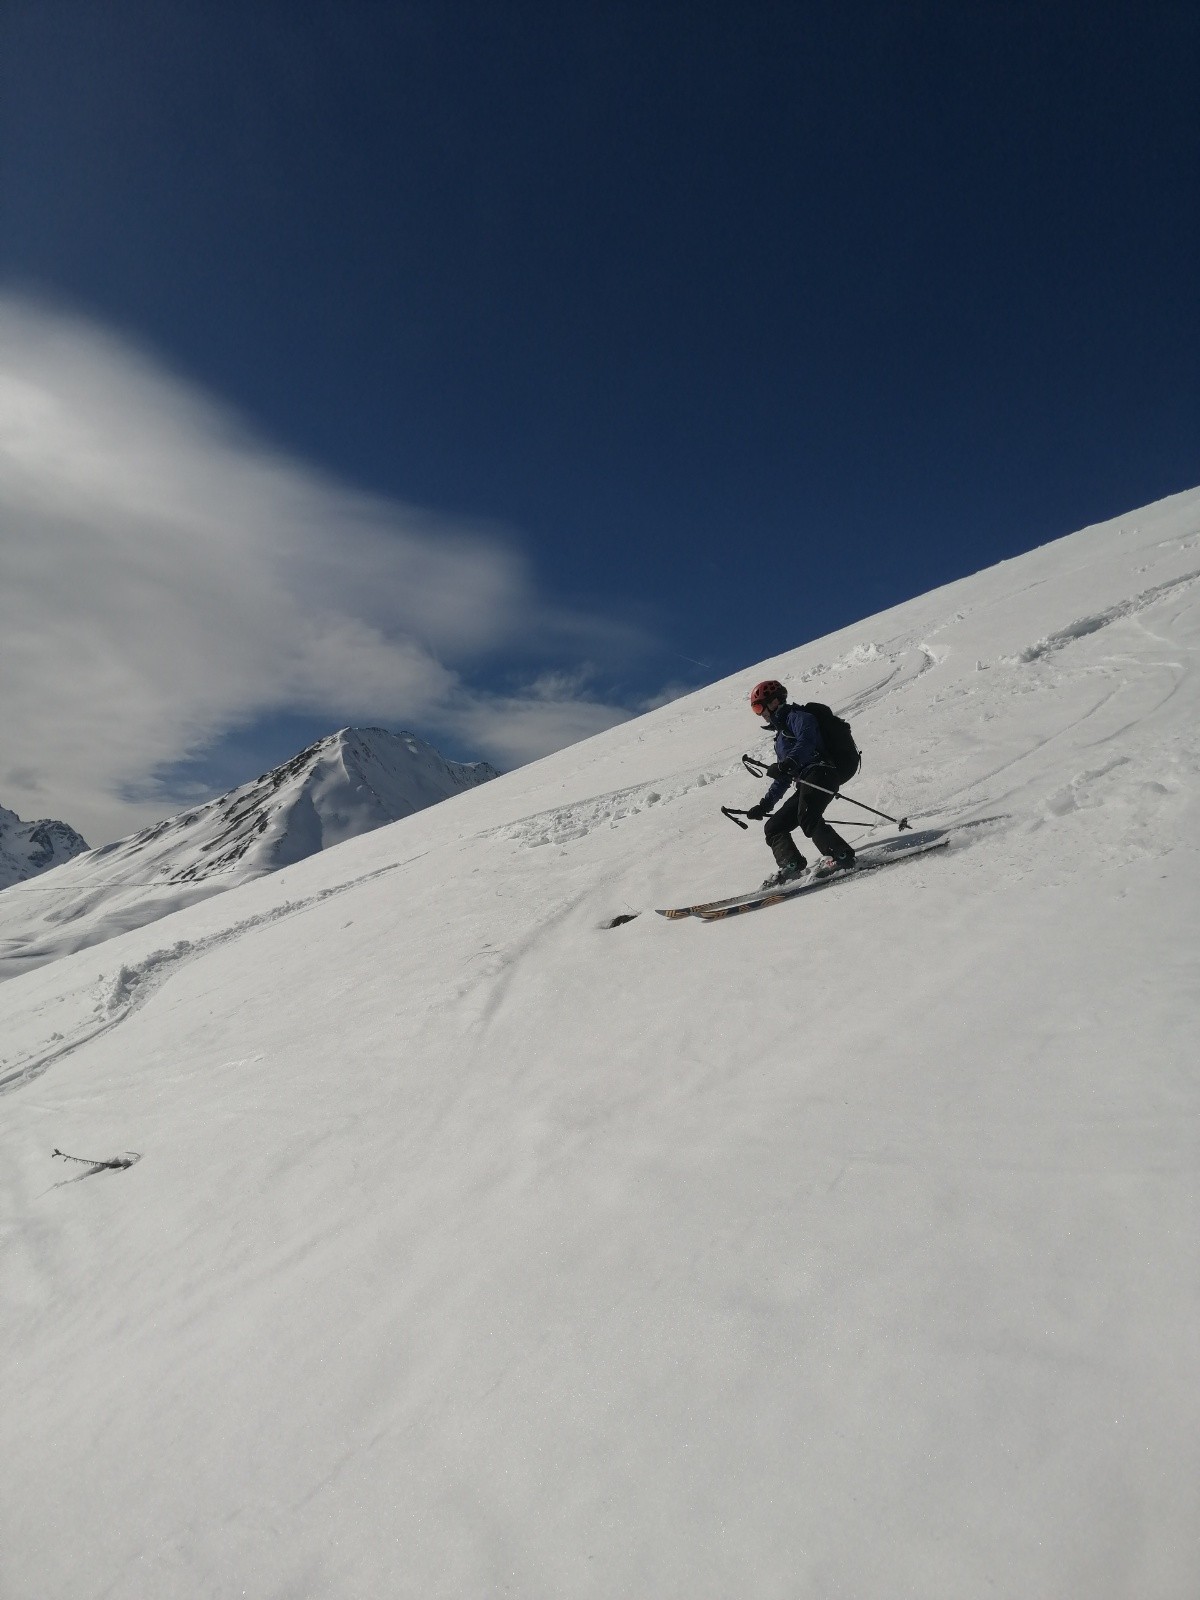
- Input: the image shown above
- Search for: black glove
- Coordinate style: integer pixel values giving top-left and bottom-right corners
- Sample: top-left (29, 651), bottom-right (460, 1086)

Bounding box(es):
top-left (766, 759), bottom-right (797, 781)
top-left (745, 801), bottom-right (771, 821)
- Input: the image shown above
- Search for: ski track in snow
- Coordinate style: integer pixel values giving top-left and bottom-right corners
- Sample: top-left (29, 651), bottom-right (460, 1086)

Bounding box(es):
top-left (0, 852), bottom-right (428, 1095)
top-left (434, 887), bottom-right (597, 1082)
top-left (483, 768), bottom-right (728, 849)
top-left (1006, 569), bottom-right (1200, 664)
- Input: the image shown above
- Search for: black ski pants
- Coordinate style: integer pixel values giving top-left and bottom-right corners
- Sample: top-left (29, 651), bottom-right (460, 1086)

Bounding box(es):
top-left (764, 761), bottom-right (853, 861)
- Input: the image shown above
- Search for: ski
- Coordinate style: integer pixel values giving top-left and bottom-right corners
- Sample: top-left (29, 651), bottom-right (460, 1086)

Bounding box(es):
top-left (653, 834), bottom-right (928, 920)
top-left (688, 837), bottom-right (948, 921)
top-left (655, 858), bottom-right (844, 919)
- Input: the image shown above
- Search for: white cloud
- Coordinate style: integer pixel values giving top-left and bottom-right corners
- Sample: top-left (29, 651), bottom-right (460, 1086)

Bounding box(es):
top-left (448, 672), bottom-right (633, 770)
top-left (0, 295), bottom-right (650, 843)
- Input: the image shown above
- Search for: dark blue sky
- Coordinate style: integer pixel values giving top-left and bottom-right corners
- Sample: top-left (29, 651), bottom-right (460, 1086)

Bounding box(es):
top-left (3, 1), bottom-right (1198, 784)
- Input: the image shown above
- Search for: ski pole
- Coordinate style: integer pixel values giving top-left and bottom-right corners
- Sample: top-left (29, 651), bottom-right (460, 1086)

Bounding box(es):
top-left (52, 1148), bottom-right (137, 1170)
top-left (796, 778), bottom-right (910, 830)
top-left (722, 804), bottom-right (866, 830)
top-left (740, 753), bottom-right (911, 831)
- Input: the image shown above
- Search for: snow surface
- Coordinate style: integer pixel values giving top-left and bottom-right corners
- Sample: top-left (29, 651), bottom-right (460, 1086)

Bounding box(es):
top-left (2, 489), bottom-right (1198, 1599)
top-left (0, 803), bottom-right (88, 890)
top-left (0, 727), bottom-right (498, 981)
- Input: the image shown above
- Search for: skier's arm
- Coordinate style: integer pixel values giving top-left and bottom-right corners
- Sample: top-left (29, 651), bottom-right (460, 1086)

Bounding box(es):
top-left (759, 775), bottom-right (789, 811)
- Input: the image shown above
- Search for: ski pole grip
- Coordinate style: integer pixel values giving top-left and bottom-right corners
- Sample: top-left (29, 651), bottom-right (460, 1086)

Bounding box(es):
top-left (721, 806), bottom-right (750, 830)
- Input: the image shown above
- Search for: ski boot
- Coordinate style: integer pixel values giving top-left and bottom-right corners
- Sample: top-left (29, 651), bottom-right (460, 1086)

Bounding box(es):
top-left (823, 847), bottom-right (857, 872)
top-left (761, 834), bottom-right (807, 890)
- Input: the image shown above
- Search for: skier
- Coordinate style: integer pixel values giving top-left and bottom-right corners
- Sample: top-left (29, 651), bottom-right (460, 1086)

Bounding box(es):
top-left (744, 680), bottom-right (857, 886)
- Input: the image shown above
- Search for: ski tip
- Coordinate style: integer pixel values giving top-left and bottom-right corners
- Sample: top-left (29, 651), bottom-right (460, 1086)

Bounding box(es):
top-left (605, 912), bottom-right (640, 928)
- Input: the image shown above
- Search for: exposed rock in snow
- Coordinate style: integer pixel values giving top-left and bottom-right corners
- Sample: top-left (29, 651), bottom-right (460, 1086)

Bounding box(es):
top-left (0, 804), bottom-right (90, 890)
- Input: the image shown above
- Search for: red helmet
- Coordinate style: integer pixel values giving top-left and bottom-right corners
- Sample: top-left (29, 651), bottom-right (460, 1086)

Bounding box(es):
top-left (750, 679), bottom-right (787, 716)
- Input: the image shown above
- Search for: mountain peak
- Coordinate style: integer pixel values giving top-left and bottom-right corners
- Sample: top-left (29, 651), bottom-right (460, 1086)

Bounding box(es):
top-left (0, 804), bottom-right (90, 891)
top-left (0, 727), bottom-right (497, 977)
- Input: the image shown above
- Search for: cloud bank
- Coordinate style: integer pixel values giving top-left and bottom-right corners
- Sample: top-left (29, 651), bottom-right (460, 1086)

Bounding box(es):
top-left (1, 296), bottom-right (648, 844)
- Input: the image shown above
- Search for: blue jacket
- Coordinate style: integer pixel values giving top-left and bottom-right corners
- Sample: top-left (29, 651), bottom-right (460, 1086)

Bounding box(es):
top-left (760, 704), bottom-right (828, 810)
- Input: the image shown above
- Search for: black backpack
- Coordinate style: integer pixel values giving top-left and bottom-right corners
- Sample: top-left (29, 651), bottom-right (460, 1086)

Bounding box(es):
top-left (802, 702), bottom-right (861, 786)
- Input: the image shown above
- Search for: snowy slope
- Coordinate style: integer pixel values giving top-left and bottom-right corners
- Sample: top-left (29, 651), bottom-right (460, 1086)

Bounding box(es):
top-left (0, 726), bottom-right (497, 980)
top-left (0, 802), bottom-right (89, 889)
top-left (2, 489), bottom-right (1198, 1600)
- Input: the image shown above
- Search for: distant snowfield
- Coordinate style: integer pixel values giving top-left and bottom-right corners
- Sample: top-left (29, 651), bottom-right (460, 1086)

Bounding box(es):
top-left (0, 726), bottom-right (497, 981)
top-left (3, 489), bottom-right (1198, 1599)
